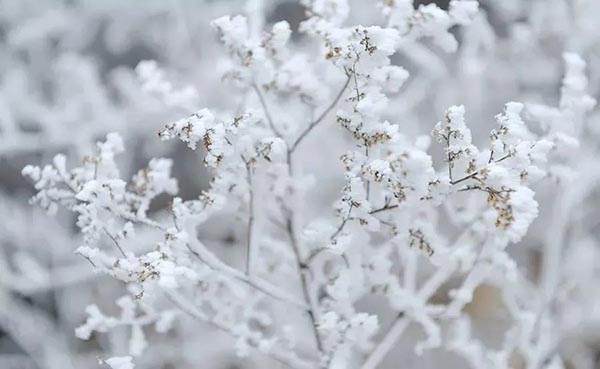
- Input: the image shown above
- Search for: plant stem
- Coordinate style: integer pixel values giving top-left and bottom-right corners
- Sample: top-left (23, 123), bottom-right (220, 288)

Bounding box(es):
top-left (245, 163), bottom-right (255, 276)
top-left (289, 75), bottom-right (351, 153)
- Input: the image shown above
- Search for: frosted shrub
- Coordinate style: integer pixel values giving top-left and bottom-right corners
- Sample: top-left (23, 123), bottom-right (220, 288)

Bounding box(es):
top-left (10, 1), bottom-right (600, 369)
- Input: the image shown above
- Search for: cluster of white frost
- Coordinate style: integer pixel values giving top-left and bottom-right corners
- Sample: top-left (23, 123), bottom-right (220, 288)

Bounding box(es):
top-left (5, 0), bottom-right (600, 369)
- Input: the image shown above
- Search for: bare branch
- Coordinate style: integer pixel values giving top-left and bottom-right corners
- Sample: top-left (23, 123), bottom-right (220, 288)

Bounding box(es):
top-left (252, 83), bottom-right (283, 137)
top-left (283, 155), bottom-right (325, 353)
top-left (289, 74), bottom-right (352, 153)
top-left (369, 204), bottom-right (399, 215)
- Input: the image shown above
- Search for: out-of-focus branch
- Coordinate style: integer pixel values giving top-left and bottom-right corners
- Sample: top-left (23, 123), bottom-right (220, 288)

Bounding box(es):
top-left (0, 289), bottom-right (77, 369)
top-left (360, 262), bottom-right (457, 369)
top-left (245, 162), bottom-right (255, 276)
top-left (166, 290), bottom-right (315, 369)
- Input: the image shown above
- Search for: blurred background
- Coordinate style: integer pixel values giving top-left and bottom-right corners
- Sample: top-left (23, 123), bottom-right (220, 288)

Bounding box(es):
top-left (2, 0), bottom-right (600, 368)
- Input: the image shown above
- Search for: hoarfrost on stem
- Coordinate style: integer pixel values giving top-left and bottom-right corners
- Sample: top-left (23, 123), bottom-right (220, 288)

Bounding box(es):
top-left (9, 1), bottom-right (600, 369)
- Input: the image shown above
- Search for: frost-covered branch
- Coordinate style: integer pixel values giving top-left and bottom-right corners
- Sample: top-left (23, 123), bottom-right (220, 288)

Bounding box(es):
top-left (12, 1), bottom-right (600, 369)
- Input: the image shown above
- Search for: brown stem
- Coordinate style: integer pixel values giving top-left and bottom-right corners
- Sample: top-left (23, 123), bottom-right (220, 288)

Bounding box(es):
top-left (289, 74), bottom-right (351, 153)
top-left (450, 171), bottom-right (478, 186)
top-left (369, 204), bottom-right (399, 215)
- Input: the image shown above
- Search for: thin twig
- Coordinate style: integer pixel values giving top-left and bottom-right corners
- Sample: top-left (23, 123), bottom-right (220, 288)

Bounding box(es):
top-left (77, 253), bottom-right (97, 268)
top-left (289, 74), bottom-right (352, 153)
top-left (445, 134), bottom-right (454, 183)
top-left (451, 153), bottom-right (512, 186)
top-left (103, 228), bottom-right (126, 257)
top-left (245, 163), bottom-right (255, 276)
top-left (365, 145), bottom-right (371, 201)
top-left (252, 83), bottom-right (283, 137)
top-left (369, 204), bottom-right (399, 215)
top-left (330, 205), bottom-right (353, 241)
top-left (283, 154), bottom-right (324, 353)
top-left (285, 214), bottom-right (324, 352)
top-left (118, 211), bottom-right (167, 232)
top-left (450, 171), bottom-right (478, 186)
top-left (269, 69), bottom-right (353, 355)
top-left (495, 153), bottom-right (511, 163)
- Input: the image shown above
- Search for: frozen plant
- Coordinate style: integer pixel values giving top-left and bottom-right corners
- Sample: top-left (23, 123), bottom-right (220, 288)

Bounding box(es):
top-left (11, 0), bottom-right (600, 369)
